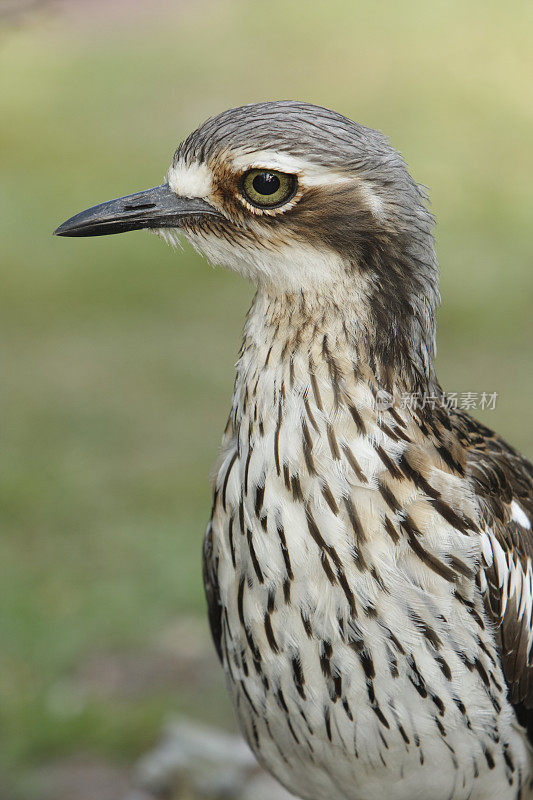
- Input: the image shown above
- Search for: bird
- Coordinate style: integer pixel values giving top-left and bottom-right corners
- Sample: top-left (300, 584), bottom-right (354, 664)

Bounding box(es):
top-left (55, 101), bottom-right (533, 800)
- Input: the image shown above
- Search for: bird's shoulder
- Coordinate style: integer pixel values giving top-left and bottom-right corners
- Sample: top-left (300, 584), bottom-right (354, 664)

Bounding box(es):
top-left (449, 408), bottom-right (533, 738)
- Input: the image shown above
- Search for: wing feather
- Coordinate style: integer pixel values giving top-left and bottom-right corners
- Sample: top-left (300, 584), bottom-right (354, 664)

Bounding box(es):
top-left (203, 519), bottom-right (223, 663)
top-left (454, 411), bottom-right (533, 740)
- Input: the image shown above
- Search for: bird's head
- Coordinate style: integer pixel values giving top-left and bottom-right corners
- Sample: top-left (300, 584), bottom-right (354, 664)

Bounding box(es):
top-left (56, 101), bottom-right (439, 381)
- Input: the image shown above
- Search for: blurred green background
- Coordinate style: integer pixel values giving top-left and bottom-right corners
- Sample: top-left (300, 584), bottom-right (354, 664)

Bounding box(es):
top-left (1, 0), bottom-right (532, 796)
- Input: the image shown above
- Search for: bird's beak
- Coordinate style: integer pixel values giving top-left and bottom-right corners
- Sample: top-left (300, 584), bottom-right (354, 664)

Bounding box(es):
top-left (54, 183), bottom-right (222, 238)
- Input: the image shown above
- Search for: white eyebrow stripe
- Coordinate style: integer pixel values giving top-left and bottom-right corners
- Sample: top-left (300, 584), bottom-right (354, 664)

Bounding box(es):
top-left (358, 180), bottom-right (385, 218)
top-left (167, 160), bottom-right (212, 198)
top-left (229, 149), bottom-right (351, 187)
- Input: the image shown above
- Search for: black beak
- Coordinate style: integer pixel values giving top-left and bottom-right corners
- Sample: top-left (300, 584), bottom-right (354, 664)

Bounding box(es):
top-left (54, 183), bottom-right (222, 237)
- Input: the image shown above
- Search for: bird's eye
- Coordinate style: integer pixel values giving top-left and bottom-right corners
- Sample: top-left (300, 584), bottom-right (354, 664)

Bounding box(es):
top-left (240, 169), bottom-right (297, 209)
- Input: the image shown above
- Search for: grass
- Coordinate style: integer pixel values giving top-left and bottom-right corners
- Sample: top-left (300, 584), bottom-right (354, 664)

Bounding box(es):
top-left (1, 0), bottom-right (532, 794)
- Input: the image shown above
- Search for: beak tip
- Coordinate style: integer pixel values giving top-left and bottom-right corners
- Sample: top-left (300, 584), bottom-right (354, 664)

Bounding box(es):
top-left (53, 218), bottom-right (100, 238)
top-left (54, 219), bottom-right (78, 237)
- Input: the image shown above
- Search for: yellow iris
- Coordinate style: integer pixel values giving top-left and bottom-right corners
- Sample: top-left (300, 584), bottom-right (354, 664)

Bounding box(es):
top-left (240, 169), bottom-right (297, 209)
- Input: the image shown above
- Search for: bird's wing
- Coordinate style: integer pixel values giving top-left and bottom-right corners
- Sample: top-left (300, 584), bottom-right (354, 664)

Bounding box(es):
top-left (203, 518), bottom-right (223, 663)
top-left (454, 411), bottom-right (533, 740)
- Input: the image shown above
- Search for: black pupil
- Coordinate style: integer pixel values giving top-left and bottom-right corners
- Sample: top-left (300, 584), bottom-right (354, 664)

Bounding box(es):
top-left (252, 172), bottom-right (280, 195)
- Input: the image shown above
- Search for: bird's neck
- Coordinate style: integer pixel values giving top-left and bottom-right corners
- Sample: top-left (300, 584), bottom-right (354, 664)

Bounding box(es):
top-left (235, 287), bottom-right (439, 409)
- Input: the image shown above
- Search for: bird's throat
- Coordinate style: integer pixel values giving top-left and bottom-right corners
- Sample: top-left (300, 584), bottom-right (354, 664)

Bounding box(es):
top-left (233, 287), bottom-right (436, 422)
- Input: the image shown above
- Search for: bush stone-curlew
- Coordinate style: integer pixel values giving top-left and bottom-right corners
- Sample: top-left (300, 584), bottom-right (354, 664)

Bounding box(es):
top-left (56, 101), bottom-right (533, 800)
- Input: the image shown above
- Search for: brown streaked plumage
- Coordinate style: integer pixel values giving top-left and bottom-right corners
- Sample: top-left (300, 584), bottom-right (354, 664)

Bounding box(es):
top-left (55, 101), bottom-right (533, 800)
